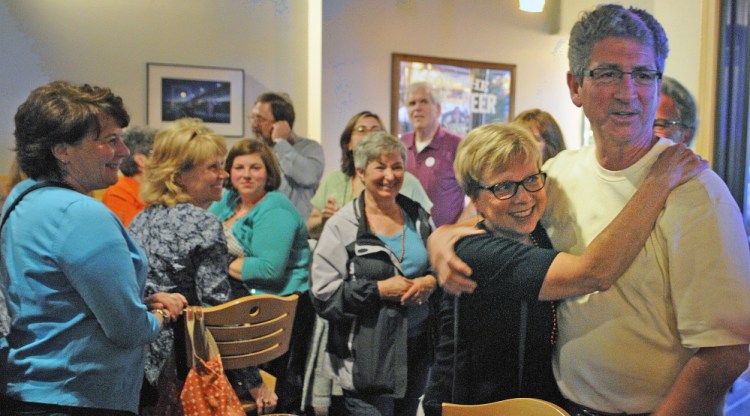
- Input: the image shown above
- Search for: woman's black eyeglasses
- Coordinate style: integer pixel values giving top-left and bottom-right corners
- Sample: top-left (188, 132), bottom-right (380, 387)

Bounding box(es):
top-left (478, 172), bottom-right (547, 200)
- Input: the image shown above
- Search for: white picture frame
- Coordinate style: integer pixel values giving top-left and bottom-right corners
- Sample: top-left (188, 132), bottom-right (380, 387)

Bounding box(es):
top-left (147, 63), bottom-right (244, 137)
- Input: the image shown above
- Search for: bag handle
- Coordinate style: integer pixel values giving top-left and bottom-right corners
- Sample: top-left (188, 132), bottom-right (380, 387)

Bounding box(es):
top-left (185, 306), bottom-right (212, 366)
top-left (517, 300), bottom-right (528, 396)
top-left (451, 296), bottom-right (459, 403)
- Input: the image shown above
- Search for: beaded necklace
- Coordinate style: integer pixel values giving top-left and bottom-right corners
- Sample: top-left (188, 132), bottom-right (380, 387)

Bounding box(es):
top-left (529, 231), bottom-right (558, 346)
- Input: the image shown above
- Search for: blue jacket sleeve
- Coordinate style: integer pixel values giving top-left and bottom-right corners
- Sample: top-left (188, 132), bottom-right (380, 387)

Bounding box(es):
top-left (57, 200), bottom-right (160, 348)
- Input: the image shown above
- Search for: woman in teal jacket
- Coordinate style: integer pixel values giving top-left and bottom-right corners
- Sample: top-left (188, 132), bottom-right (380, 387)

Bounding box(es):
top-left (208, 138), bottom-right (312, 413)
top-left (209, 139), bottom-right (310, 296)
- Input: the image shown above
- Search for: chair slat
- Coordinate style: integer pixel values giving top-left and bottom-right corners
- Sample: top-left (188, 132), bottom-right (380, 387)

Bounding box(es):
top-left (442, 398), bottom-right (570, 416)
top-left (201, 295), bottom-right (298, 326)
top-left (207, 319), bottom-right (289, 340)
top-left (184, 294), bottom-right (299, 401)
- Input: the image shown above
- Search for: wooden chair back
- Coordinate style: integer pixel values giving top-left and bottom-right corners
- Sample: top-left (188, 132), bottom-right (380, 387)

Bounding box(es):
top-left (186, 293), bottom-right (299, 370)
top-left (442, 398), bottom-right (571, 416)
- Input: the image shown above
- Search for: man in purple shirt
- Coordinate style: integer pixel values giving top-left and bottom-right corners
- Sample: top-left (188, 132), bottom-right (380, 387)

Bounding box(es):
top-left (401, 82), bottom-right (473, 226)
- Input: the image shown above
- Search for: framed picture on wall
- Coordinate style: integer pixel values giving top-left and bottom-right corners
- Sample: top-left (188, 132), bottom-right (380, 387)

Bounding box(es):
top-left (147, 63), bottom-right (244, 137)
top-left (391, 53), bottom-right (516, 137)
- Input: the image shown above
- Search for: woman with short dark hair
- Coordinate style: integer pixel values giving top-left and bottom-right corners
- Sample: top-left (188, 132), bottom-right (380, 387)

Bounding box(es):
top-left (1, 81), bottom-right (186, 416)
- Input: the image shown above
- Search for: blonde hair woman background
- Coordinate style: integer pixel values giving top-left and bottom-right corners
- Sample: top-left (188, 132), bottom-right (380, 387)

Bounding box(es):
top-left (130, 119), bottom-right (275, 415)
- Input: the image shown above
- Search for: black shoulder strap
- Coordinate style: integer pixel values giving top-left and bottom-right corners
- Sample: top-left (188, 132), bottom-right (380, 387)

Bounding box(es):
top-left (449, 294), bottom-right (529, 402)
top-left (0, 181), bottom-right (73, 232)
top-left (517, 300), bottom-right (528, 396)
top-left (451, 295), bottom-right (460, 403)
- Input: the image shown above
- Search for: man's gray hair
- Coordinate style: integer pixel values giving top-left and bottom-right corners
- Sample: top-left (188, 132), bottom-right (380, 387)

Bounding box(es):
top-left (353, 131), bottom-right (407, 171)
top-left (120, 126), bottom-right (157, 177)
top-left (568, 4), bottom-right (669, 83)
top-left (406, 82), bottom-right (442, 106)
top-left (661, 76), bottom-right (698, 134)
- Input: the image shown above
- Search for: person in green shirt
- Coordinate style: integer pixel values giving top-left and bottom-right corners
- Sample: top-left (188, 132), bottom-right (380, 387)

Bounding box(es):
top-left (307, 111), bottom-right (432, 240)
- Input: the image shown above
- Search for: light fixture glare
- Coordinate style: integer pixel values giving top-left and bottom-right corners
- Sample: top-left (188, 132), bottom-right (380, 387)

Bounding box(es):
top-left (519, 0), bottom-right (545, 13)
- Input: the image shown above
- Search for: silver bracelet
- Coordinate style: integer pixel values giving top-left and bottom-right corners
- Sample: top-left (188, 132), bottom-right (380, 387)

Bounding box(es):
top-left (153, 309), bottom-right (169, 322)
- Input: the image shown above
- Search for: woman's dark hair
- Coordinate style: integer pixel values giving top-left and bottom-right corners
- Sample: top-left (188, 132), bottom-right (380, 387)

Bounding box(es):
top-left (224, 139), bottom-right (282, 192)
top-left (14, 81), bottom-right (130, 180)
top-left (514, 108), bottom-right (567, 162)
top-left (340, 111), bottom-right (383, 177)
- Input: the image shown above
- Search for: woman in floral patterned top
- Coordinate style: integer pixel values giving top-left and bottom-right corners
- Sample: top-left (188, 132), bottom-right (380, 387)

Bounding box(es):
top-left (129, 118), bottom-right (276, 415)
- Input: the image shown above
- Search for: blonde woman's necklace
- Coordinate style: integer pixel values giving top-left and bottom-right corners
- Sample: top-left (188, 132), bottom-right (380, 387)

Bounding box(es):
top-left (529, 231), bottom-right (558, 346)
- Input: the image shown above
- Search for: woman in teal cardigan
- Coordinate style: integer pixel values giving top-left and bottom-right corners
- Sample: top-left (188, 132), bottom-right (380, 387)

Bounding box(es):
top-left (209, 139), bottom-right (310, 297)
top-left (208, 138), bottom-right (312, 413)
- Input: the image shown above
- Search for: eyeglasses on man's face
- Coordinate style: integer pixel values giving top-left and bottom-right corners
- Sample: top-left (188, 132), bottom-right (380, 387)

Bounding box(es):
top-left (582, 68), bottom-right (663, 86)
top-left (353, 125), bottom-right (383, 134)
top-left (653, 118), bottom-right (688, 130)
top-left (479, 172), bottom-right (547, 201)
top-left (249, 114), bottom-right (273, 124)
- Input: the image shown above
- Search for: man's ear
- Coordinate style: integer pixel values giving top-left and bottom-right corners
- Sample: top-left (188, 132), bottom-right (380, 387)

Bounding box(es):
top-left (682, 129), bottom-right (695, 146)
top-left (567, 72), bottom-right (584, 108)
top-left (133, 153), bottom-right (148, 170)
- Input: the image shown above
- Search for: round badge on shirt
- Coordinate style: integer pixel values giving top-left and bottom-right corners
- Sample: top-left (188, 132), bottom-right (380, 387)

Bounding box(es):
top-left (425, 156), bottom-right (436, 167)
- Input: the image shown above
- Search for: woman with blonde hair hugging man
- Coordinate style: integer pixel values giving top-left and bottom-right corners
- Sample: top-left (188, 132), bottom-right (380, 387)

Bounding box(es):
top-left (129, 119), bottom-right (276, 415)
top-left (421, 123), bottom-right (705, 414)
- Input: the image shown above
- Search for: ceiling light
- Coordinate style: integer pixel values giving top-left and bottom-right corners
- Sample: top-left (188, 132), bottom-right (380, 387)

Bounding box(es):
top-left (519, 0), bottom-right (545, 13)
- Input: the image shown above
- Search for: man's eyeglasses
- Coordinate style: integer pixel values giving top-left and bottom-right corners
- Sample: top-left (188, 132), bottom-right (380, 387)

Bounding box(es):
top-left (249, 114), bottom-right (273, 124)
top-left (354, 125), bottom-right (383, 134)
top-left (582, 68), bottom-right (662, 86)
top-left (653, 118), bottom-right (688, 130)
top-left (479, 172), bottom-right (547, 201)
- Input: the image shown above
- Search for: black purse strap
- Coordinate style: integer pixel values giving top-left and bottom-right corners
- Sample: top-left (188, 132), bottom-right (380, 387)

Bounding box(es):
top-left (451, 295), bottom-right (460, 403)
top-left (0, 181), bottom-right (73, 232)
top-left (449, 296), bottom-right (529, 402)
top-left (517, 300), bottom-right (528, 396)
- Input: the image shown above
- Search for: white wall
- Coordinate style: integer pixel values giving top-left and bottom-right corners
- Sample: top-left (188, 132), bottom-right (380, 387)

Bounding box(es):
top-left (0, 0), bottom-right (706, 177)
top-left (321, 0), bottom-right (574, 174)
top-left (0, 0), bottom-right (309, 171)
top-left (320, 0), bottom-right (705, 174)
